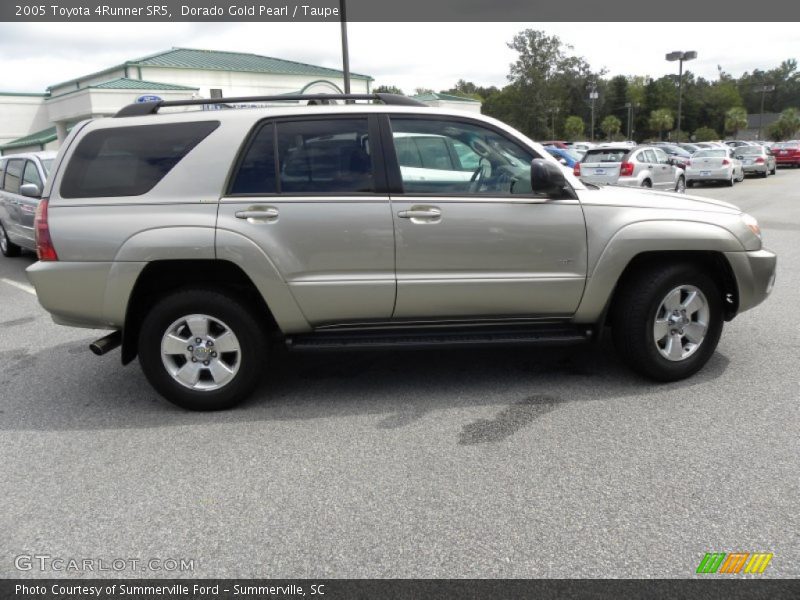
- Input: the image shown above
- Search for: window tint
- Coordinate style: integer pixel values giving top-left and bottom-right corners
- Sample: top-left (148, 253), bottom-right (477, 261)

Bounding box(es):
top-left (277, 118), bottom-right (373, 194)
top-left (390, 117), bottom-right (538, 196)
top-left (3, 159), bottom-right (23, 194)
top-left (60, 121), bottom-right (219, 198)
top-left (23, 160), bottom-right (42, 189)
top-left (230, 123), bottom-right (276, 194)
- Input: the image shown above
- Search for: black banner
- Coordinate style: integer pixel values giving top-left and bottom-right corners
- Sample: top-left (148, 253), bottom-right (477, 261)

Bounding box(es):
top-left (3, 579), bottom-right (800, 600)
top-left (1, 0), bottom-right (799, 21)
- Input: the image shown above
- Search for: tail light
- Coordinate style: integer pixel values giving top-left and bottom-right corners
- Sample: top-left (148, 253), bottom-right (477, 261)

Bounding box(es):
top-left (755, 157), bottom-right (765, 164)
top-left (34, 198), bottom-right (58, 261)
top-left (619, 161), bottom-right (634, 177)
top-left (573, 163), bottom-right (581, 176)
top-left (722, 158), bottom-right (730, 165)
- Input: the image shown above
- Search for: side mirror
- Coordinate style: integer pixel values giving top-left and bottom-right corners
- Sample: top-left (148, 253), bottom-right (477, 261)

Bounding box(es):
top-left (19, 183), bottom-right (41, 198)
top-left (531, 158), bottom-right (570, 197)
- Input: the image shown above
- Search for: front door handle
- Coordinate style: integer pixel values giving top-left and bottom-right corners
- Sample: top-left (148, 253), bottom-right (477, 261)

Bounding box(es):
top-left (235, 208), bottom-right (279, 222)
top-left (397, 207), bottom-right (442, 222)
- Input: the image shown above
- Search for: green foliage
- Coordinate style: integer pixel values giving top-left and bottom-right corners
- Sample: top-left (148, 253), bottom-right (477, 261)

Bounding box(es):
top-left (564, 116), bottom-right (585, 140)
top-left (441, 80), bottom-right (498, 101)
top-left (769, 107), bottom-right (800, 140)
top-left (649, 109), bottom-right (673, 140)
top-left (601, 115), bottom-right (622, 140)
top-left (724, 107), bottom-right (748, 137)
top-left (414, 87), bottom-right (434, 96)
top-left (374, 84), bottom-right (404, 95)
top-left (693, 126), bottom-right (719, 142)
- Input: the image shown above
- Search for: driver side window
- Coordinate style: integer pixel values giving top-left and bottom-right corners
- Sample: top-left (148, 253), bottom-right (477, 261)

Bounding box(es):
top-left (389, 117), bottom-right (540, 196)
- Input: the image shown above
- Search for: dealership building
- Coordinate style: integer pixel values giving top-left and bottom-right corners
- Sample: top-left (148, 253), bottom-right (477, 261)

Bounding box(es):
top-left (0, 47), bottom-right (375, 154)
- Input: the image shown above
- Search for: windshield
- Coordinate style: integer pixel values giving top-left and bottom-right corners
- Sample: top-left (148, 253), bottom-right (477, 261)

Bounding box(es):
top-left (693, 149), bottom-right (727, 158)
top-left (735, 146), bottom-right (763, 155)
top-left (582, 149), bottom-right (628, 163)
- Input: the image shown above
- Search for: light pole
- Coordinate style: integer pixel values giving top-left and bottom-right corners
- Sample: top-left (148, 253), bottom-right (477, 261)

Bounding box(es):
top-left (624, 102), bottom-right (633, 140)
top-left (756, 84), bottom-right (775, 140)
top-left (666, 50), bottom-right (697, 143)
top-left (340, 0), bottom-right (351, 95)
top-left (588, 86), bottom-right (598, 141)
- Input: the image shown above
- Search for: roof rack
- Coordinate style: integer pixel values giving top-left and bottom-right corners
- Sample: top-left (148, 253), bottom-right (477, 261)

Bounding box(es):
top-left (114, 93), bottom-right (426, 117)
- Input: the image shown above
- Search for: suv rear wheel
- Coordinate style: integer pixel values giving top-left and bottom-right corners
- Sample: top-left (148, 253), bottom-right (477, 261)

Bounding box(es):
top-left (0, 223), bottom-right (22, 257)
top-left (612, 264), bottom-right (723, 381)
top-left (138, 289), bottom-right (267, 410)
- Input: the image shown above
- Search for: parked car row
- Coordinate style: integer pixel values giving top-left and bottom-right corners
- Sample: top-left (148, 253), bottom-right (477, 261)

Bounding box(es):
top-left (558, 141), bottom-right (783, 192)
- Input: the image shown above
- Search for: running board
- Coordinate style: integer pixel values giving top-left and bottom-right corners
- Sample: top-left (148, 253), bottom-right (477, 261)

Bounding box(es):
top-left (286, 325), bottom-right (593, 351)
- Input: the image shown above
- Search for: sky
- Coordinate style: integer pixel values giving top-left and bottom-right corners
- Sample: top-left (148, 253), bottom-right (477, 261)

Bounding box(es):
top-left (0, 22), bottom-right (797, 93)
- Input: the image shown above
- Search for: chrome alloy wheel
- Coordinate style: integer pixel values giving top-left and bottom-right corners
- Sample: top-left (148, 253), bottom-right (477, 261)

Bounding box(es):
top-left (653, 285), bottom-right (709, 361)
top-left (160, 314), bottom-right (241, 391)
top-left (0, 226), bottom-right (7, 253)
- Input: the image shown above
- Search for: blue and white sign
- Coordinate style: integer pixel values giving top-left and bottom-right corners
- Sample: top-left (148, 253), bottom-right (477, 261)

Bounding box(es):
top-left (136, 95), bottom-right (163, 103)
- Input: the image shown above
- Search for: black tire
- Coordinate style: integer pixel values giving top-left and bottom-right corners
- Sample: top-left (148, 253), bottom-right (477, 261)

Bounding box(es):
top-left (726, 174), bottom-right (734, 187)
top-left (138, 288), bottom-right (268, 410)
top-left (611, 263), bottom-right (723, 382)
top-left (641, 179), bottom-right (652, 188)
top-left (686, 180), bottom-right (694, 188)
top-left (0, 222), bottom-right (22, 258)
top-left (760, 169), bottom-right (768, 178)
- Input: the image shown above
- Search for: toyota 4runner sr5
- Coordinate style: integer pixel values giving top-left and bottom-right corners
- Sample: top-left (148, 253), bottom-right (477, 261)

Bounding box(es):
top-left (25, 93), bottom-right (777, 410)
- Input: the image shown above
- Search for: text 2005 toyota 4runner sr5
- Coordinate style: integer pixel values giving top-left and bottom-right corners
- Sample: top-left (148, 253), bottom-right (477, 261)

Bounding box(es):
top-left (25, 93), bottom-right (776, 410)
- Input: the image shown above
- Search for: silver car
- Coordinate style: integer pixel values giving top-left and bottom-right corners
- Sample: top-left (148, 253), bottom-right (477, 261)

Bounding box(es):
top-left (26, 94), bottom-right (776, 410)
top-left (0, 151), bottom-right (56, 257)
top-left (734, 145), bottom-right (777, 178)
top-left (686, 148), bottom-right (745, 187)
top-left (576, 145), bottom-right (686, 192)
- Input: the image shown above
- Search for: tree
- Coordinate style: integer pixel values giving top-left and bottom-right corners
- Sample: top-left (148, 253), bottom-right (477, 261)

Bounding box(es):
top-left (724, 106), bottom-right (748, 138)
top-left (601, 115), bottom-right (622, 140)
top-left (414, 87), bottom-right (434, 96)
top-left (374, 84), bottom-right (404, 95)
top-left (649, 109), bottom-right (673, 140)
top-left (771, 107), bottom-right (800, 139)
top-left (693, 126), bottom-right (719, 142)
top-left (564, 116), bottom-right (585, 140)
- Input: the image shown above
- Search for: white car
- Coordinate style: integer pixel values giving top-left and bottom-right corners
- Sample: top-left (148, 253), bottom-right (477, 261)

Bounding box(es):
top-left (685, 148), bottom-right (744, 187)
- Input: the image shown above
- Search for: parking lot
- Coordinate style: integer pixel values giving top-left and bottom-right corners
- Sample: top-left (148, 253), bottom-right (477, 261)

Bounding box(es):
top-left (1, 170), bottom-right (798, 579)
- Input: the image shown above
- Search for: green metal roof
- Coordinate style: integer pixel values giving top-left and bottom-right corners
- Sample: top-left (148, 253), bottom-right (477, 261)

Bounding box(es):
top-left (0, 91), bottom-right (49, 97)
top-left (412, 92), bottom-right (481, 103)
top-left (92, 78), bottom-right (198, 90)
top-left (128, 48), bottom-right (373, 81)
top-left (1, 126), bottom-right (60, 151)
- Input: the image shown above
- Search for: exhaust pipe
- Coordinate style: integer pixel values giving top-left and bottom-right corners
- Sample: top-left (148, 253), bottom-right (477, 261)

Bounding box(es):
top-left (90, 331), bottom-right (122, 356)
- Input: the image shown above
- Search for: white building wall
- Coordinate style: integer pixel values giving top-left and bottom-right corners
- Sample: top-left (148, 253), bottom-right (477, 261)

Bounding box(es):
top-left (423, 99), bottom-right (482, 114)
top-left (0, 95), bottom-right (50, 145)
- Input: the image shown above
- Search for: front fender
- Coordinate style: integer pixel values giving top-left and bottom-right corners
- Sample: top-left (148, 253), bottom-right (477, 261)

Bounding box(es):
top-left (573, 220), bottom-right (745, 322)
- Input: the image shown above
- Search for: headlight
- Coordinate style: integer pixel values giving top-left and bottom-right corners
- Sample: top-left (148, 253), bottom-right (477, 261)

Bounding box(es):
top-left (741, 213), bottom-right (761, 239)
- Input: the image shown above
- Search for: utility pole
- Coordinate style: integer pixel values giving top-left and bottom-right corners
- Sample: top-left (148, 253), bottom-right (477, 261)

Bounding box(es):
top-left (756, 85), bottom-right (775, 139)
top-left (624, 102), bottom-right (633, 140)
top-left (340, 0), bottom-right (351, 95)
top-left (589, 86), bottom-right (598, 141)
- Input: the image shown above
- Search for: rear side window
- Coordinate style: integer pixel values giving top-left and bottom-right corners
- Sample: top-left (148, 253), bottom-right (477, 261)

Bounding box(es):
top-left (60, 121), bottom-right (219, 198)
top-left (229, 118), bottom-right (374, 195)
top-left (23, 160), bottom-right (43, 189)
top-left (3, 159), bottom-right (23, 194)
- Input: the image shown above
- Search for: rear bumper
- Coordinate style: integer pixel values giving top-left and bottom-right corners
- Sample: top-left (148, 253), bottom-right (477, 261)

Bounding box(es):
top-left (725, 248), bottom-right (777, 315)
top-left (742, 164), bottom-right (768, 173)
top-left (775, 157), bottom-right (800, 165)
top-left (686, 167), bottom-right (730, 180)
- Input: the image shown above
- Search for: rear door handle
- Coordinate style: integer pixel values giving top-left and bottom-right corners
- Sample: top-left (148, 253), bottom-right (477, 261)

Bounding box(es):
top-left (235, 208), bottom-right (279, 221)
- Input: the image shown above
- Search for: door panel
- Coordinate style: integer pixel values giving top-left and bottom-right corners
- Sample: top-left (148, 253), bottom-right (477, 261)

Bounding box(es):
top-left (1, 159), bottom-right (23, 238)
top-left (218, 116), bottom-right (395, 326)
top-left (392, 197), bottom-right (587, 317)
top-left (17, 160), bottom-right (43, 245)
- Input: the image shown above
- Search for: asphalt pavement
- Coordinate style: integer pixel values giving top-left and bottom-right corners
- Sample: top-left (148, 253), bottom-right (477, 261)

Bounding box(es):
top-left (1, 170), bottom-right (798, 579)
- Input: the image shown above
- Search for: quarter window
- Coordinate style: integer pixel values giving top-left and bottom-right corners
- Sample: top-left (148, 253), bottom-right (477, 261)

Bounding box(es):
top-left (22, 160), bottom-right (42, 190)
top-left (60, 121), bottom-right (219, 198)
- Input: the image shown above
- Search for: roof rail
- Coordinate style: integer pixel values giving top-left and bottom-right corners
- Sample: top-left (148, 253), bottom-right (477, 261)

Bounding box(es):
top-left (114, 93), bottom-right (426, 117)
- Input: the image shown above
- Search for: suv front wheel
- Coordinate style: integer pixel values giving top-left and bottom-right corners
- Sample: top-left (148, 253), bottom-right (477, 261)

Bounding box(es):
top-left (138, 289), bottom-right (267, 410)
top-left (612, 264), bottom-right (723, 381)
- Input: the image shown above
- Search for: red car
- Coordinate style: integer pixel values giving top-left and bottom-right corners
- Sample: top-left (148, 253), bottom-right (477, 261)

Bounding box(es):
top-left (773, 141), bottom-right (800, 167)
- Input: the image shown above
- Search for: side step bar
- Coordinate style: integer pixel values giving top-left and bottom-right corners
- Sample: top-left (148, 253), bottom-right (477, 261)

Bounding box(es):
top-left (287, 325), bottom-right (593, 352)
